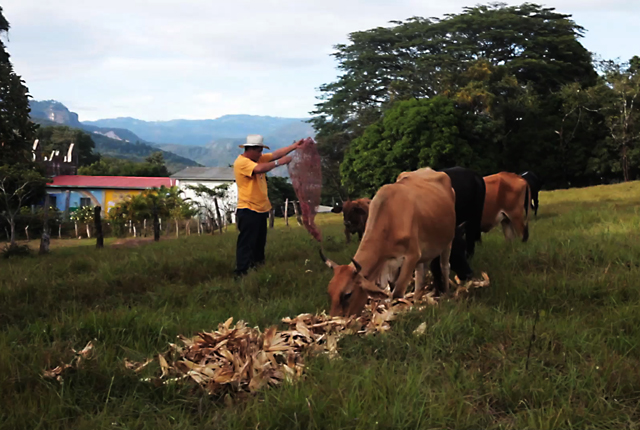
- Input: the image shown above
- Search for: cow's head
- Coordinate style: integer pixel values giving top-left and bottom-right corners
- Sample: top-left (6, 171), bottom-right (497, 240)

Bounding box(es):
top-left (339, 201), bottom-right (368, 231)
top-left (320, 249), bottom-right (388, 317)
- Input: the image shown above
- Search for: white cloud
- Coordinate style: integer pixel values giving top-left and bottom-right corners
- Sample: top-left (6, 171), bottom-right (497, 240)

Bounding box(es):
top-left (2, 0), bottom-right (639, 121)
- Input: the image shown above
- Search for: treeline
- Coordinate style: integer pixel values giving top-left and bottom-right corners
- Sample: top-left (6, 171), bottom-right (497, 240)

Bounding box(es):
top-left (311, 3), bottom-right (640, 199)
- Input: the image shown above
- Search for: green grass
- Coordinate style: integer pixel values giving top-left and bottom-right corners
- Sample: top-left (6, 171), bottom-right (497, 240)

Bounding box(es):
top-left (2, 182), bottom-right (640, 429)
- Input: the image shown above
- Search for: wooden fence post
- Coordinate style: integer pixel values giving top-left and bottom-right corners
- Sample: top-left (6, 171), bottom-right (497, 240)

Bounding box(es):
top-left (39, 194), bottom-right (50, 254)
top-left (95, 206), bottom-right (104, 249)
top-left (284, 198), bottom-right (289, 226)
top-left (293, 201), bottom-right (303, 226)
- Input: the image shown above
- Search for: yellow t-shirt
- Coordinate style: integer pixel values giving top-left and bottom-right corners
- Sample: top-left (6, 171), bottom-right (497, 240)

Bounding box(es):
top-left (234, 153), bottom-right (274, 213)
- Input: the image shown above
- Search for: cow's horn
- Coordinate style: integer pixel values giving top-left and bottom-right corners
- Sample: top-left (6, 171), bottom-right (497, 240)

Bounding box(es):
top-left (351, 258), bottom-right (362, 274)
top-left (319, 248), bottom-right (335, 269)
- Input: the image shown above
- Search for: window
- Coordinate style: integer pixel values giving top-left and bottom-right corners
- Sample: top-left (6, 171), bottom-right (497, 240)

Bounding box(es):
top-left (49, 195), bottom-right (57, 209)
top-left (80, 197), bottom-right (91, 208)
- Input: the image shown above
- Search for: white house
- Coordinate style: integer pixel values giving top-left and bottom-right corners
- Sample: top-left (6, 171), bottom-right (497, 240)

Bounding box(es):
top-left (171, 167), bottom-right (238, 223)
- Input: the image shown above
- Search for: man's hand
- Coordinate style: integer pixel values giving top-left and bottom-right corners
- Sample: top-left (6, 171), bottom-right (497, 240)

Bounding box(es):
top-left (292, 139), bottom-right (305, 149)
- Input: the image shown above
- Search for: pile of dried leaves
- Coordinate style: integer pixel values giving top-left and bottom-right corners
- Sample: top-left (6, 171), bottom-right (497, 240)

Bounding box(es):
top-left (121, 273), bottom-right (490, 397)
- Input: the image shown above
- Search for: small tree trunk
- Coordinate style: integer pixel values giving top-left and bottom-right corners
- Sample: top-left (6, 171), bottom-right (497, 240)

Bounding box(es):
top-left (9, 220), bottom-right (16, 247)
top-left (143, 219), bottom-right (147, 237)
top-left (175, 219), bottom-right (179, 238)
top-left (159, 218), bottom-right (162, 233)
top-left (58, 224), bottom-right (62, 239)
top-left (5, 226), bottom-right (10, 242)
top-left (133, 224), bottom-right (137, 238)
top-left (86, 223), bottom-right (91, 239)
top-left (269, 208), bottom-right (275, 229)
top-left (197, 217), bottom-right (202, 236)
top-left (128, 220), bottom-right (133, 235)
top-left (39, 194), bottom-right (51, 255)
top-left (214, 198), bottom-right (223, 234)
top-left (284, 198), bottom-right (289, 226)
top-left (25, 225), bottom-right (30, 241)
top-left (74, 221), bottom-right (78, 238)
top-left (153, 208), bottom-right (160, 242)
top-left (293, 201), bottom-right (303, 226)
top-left (186, 219), bottom-right (190, 236)
top-left (95, 206), bottom-right (104, 249)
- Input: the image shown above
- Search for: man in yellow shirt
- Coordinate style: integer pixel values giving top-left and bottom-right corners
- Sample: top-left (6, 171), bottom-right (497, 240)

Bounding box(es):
top-left (233, 134), bottom-right (302, 277)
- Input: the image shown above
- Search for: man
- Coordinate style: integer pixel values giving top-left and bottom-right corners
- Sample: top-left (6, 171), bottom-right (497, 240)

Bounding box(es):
top-left (233, 134), bottom-right (302, 277)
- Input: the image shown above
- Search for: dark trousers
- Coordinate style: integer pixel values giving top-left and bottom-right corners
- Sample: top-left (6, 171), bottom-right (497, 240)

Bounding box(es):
top-left (235, 208), bottom-right (269, 275)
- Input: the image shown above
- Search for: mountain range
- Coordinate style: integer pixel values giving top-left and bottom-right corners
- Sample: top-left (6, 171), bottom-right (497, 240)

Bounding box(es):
top-left (29, 100), bottom-right (316, 172)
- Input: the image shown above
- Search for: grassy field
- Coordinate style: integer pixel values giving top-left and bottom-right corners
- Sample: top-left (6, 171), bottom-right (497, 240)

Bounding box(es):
top-left (2, 181), bottom-right (640, 429)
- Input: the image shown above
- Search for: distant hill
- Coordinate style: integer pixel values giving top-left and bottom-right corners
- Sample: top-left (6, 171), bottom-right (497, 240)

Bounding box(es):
top-left (31, 118), bottom-right (201, 174)
top-left (83, 115), bottom-right (315, 147)
top-left (29, 101), bottom-right (201, 173)
top-left (29, 99), bottom-right (316, 169)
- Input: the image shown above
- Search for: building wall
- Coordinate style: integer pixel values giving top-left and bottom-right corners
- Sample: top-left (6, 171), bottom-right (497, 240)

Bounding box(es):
top-left (46, 188), bottom-right (144, 216)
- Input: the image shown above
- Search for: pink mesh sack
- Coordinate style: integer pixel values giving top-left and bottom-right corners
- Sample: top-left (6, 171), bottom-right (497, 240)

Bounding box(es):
top-left (288, 137), bottom-right (323, 242)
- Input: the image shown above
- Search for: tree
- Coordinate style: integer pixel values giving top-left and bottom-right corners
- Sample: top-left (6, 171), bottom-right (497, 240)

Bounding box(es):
top-left (186, 183), bottom-right (235, 233)
top-left (266, 176), bottom-right (296, 216)
top-left (0, 8), bottom-right (37, 165)
top-left (590, 58), bottom-right (640, 182)
top-left (0, 165), bottom-right (46, 246)
top-left (35, 126), bottom-right (99, 167)
top-left (341, 97), bottom-right (479, 196)
top-left (70, 205), bottom-right (94, 238)
top-left (78, 155), bottom-right (170, 177)
top-left (311, 3), bottom-right (598, 192)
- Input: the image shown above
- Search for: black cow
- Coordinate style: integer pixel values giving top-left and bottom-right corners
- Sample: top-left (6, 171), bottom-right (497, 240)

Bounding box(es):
top-left (520, 171), bottom-right (543, 217)
top-left (433, 166), bottom-right (486, 284)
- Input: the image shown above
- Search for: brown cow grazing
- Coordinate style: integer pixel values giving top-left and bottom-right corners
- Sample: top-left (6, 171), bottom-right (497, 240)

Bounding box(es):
top-left (321, 168), bottom-right (456, 317)
top-left (482, 172), bottom-right (531, 241)
top-left (331, 198), bottom-right (371, 244)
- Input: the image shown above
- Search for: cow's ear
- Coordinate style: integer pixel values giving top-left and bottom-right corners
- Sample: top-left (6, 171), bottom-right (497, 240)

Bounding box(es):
top-left (331, 205), bottom-right (343, 214)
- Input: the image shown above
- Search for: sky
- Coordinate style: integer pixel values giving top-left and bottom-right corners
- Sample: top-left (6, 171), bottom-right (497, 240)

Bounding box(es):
top-left (2, 0), bottom-right (639, 122)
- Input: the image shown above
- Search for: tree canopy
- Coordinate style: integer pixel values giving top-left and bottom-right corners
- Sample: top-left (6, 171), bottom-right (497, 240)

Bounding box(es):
top-left (311, 2), bottom-right (613, 197)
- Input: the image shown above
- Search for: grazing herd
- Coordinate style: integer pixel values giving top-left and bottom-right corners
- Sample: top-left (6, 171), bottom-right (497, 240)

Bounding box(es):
top-left (323, 167), bottom-right (543, 317)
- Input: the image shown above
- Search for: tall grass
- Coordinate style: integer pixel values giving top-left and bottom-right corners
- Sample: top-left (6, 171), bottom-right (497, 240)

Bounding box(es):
top-left (1, 181), bottom-right (640, 429)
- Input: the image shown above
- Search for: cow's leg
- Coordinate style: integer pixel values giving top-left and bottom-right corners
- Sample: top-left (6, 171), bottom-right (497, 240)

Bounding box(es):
top-left (357, 230), bottom-right (363, 242)
top-left (450, 231), bottom-right (473, 281)
top-left (500, 215), bottom-right (516, 241)
top-left (391, 254), bottom-right (420, 299)
top-left (414, 262), bottom-right (426, 300)
top-left (344, 229), bottom-right (351, 244)
top-left (507, 211), bottom-right (529, 242)
top-left (429, 245), bottom-right (453, 297)
top-left (532, 192), bottom-right (539, 217)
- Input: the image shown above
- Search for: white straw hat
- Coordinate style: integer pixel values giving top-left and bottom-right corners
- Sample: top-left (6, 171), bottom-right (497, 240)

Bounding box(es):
top-left (239, 134), bottom-right (270, 149)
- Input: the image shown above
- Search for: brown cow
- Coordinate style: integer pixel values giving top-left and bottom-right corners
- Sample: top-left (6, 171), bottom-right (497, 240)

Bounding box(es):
top-left (321, 168), bottom-right (456, 317)
top-left (482, 172), bottom-right (531, 241)
top-left (331, 198), bottom-right (371, 243)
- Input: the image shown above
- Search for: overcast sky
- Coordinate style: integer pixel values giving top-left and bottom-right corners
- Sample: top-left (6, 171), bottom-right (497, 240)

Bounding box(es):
top-left (3, 1), bottom-right (638, 121)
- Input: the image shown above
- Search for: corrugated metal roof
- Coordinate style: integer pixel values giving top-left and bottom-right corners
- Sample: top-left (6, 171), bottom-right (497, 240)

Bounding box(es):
top-left (47, 175), bottom-right (175, 189)
top-left (170, 167), bottom-right (235, 181)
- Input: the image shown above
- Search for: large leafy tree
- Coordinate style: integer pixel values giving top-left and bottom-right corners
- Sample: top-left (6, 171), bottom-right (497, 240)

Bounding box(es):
top-left (341, 97), bottom-right (482, 196)
top-left (0, 7), bottom-right (46, 247)
top-left (35, 126), bottom-right (99, 167)
top-left (78, 153), bottom-right (170, 177)
top-left (0, 7), bottom-right (38, 165)
top-left (311, 3), bottom-right (598, 192)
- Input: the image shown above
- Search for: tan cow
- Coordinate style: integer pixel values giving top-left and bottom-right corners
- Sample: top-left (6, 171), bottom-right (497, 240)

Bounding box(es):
top-left (482, 172), bottom-right (531, 241)
top-left (321, 167), bottom-right (457, 317)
